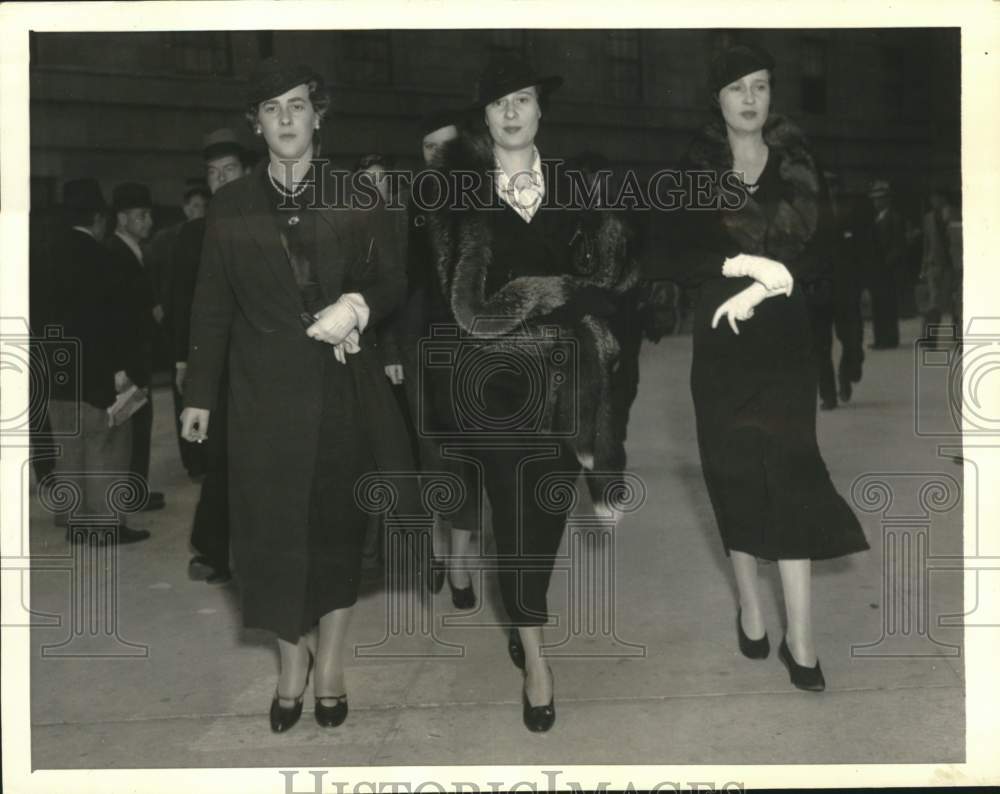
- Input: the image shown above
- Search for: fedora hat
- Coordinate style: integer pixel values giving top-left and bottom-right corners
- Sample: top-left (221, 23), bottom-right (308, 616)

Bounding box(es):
top-left (868, 179), bottom-right (891, 198)
top-left (202, 127), bottom-right (247, 161)
top-left (471, 54), bottom-right (562, 108)
top-left (111, 182), bottom-right (153, 214)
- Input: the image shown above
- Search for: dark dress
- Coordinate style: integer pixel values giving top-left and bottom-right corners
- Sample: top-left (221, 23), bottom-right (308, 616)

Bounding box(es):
top-left (185, 161), bottom-right (412, 642)
top-left (668, 119), bottom-right (869, 561)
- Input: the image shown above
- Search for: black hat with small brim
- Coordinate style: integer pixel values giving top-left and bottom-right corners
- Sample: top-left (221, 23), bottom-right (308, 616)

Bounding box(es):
top-left (62, 178), bottom-right (107, 212)
top-left (471, 54), bottom-right (563, 108)
top-left (419, 107), bottom-right (466, 137)
top-left (111, 182), bottom-right (153, 213)
top-left (246, 57), bottom-right (323, 106)
top-left (709, 43), bottom-right (775, 94)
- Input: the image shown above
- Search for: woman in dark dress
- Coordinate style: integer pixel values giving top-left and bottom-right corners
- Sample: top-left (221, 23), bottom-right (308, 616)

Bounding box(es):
top-left (180, 59), bottom-right (409, 731)
top-left (668, 44), bottom-right (869, 691)
top-left (426, 56), bottom-right (634, 730)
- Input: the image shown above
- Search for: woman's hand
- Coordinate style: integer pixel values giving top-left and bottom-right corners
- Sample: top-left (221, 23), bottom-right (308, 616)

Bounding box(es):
top-left (384, 363), bottom-right (404, 384)
top-left (332, 328), bottom-right (361, 365)
top-left (180, 407), bottom-right (211, 443)
top-left (711, 282), bottom-right (769, 335)
top-left (722, 254), bottom-right (794, 296)
top-left (306, 297), bottom-right (361, 345)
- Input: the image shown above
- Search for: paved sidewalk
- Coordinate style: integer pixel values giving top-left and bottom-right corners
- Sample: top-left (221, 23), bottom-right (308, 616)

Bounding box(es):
top-left (26, 317), bottom-right (964, 768)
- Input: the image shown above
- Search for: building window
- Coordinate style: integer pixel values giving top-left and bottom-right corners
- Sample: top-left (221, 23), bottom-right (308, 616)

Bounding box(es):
top-left (880, 45), bottom-right (905, 120)
top-left (169, 32), bottom-right (232, 75)
top-left (607, 30), bottom-right (642, 103)
top-left (800, 37), bottom-right (828, 114)
top-left (341, 31), bottom-right (392, 86)
top-left (488, 29), bottom-right (526, 59)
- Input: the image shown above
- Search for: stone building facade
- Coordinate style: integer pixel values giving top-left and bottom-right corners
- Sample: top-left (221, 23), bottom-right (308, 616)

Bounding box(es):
top-left (30, 28), bottom-right (960, 225)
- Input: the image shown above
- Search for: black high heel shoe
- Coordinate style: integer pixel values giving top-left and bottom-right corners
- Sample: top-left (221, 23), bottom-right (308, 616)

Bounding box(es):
top-left (522, 666), bottom-right (555, 733)
top-left (448, 572), bottom-right (476, 610)
top-left (508, 628), bottom-right (525, 670)
top-left (315, 694), bottom-right (349, 728)
top-left (778, 636), bottom-right (826, 692)
top-left (737, 609), bottom-right (770, 659)
top-left (270, 653), bottom-right (314, 733)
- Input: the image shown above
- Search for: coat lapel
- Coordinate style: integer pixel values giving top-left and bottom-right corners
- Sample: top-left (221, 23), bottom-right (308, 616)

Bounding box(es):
top-left (237, 166), bottom-right (303, 308)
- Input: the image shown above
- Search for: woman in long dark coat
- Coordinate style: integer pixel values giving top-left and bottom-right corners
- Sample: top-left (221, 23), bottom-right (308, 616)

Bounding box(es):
top-left (180, 60), bottom-right (410, 731)
top-left (667, 44), bottom-right (869, 691)
top-left (426, 55), bottom-right (635, 731)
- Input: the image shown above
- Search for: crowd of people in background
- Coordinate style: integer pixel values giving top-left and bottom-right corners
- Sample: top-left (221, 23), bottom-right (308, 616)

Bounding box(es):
top-left (28, 45), bottom-right (963, 734)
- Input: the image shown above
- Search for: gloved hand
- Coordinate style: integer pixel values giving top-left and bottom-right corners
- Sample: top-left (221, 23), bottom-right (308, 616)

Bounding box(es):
top-left (384, 363), bottom-right (404, 384)
top-left (572, 285), bottom-right (619, 318)
top-left (332, 328), bottom-right (361, 365)
top-left (722, 254), bottom-right (794, 296)
top-left (711, 282), bottom-right (769, 335)
top-left (307, 296), bottom-right (361, 345)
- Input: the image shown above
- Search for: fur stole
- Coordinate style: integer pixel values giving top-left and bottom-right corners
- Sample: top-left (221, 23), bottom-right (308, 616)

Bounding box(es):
top-left (686, 114), bottom-right (821, 263)
top-left (424, 132), bottom-right (638, 519)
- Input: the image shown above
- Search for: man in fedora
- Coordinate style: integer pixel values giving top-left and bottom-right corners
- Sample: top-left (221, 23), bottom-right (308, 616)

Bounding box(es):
top-left (172, 127), bottom-right (252, 585)
top-left (47, 179), bottom-right (150, 544)
top-left (867, 179), bottom-right (907, 349)
top-left (107, 181), bottom-right (165, 511)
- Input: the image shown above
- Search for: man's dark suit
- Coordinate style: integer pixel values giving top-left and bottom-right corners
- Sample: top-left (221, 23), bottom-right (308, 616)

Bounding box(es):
top-left (105, 232), bottom-right (158, 488)
top-left (46, 227), bottom-right (133, 519)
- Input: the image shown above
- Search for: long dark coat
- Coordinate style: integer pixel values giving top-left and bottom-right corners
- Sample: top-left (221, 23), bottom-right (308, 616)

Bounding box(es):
top-left (183, 161), bottom-right (414, 635)
top-left (666, 115), bottom-right (869, 560)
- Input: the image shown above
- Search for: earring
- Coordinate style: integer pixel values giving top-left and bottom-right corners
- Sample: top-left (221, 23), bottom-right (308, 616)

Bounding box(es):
top-left (255, 126), bottom-right (262, 135)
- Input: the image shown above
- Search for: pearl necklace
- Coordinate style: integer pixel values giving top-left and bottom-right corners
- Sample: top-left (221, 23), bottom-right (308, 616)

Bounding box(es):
top-left (268, 164), bottom-right (310, 198)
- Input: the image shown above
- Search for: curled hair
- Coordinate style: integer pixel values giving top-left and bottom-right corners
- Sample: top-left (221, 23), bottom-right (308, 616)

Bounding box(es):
top-left (243, 77), bottom-right (331, 133)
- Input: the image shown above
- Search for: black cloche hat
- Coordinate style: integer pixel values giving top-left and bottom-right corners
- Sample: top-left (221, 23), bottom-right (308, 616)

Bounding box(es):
top-left (471, 54), bottom-right (563, 108)
top-left (246, 57), bottom-right (323, 106)
top-left (709, 43), bottom-right (775, 94)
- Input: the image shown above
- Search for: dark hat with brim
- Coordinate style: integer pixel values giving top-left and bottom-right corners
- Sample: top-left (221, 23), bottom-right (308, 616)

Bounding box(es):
top-left (62, 178), bottom-right (107, 212)
top-left (419, 107), bottom-right (465, 137)
top-left (709, 43), bottom-right (775, 94)
top-left (246, 57), bottom-right (323, 106)
top-left (111, 182), bottom-right (153, 213)
top-left (202, 127), bottom-right (246, 162)
top-left (868, 179), bottom-right (891, 198)
top-left (471, 54), bottom-right (563, 108)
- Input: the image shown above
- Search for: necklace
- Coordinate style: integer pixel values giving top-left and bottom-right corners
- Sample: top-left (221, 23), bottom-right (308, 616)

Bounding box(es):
top-left (268, 163), bottom-right (309, 198)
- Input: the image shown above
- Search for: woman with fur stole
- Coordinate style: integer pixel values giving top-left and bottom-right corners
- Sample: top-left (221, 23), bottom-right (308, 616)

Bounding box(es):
top-left (666, 44), bottom-right (869, 693)
top-left (424, 55), bottom-right (635, 732)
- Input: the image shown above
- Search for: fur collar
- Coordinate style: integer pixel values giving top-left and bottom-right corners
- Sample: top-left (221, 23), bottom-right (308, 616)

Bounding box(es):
top-left (686, 114), bottom-right (821, 262)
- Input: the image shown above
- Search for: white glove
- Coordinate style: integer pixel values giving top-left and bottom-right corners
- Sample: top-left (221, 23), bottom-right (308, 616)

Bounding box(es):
top-left (384, 363), bottom-right (404, 384)
top-left (332, 328), bottom-right (361, 364)
top-left (722, 254), bottom-right (794, 296)
top-left (711, 282), bottom-right (769, 335)
top-left (307, 297), bottom-right (361, 345)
